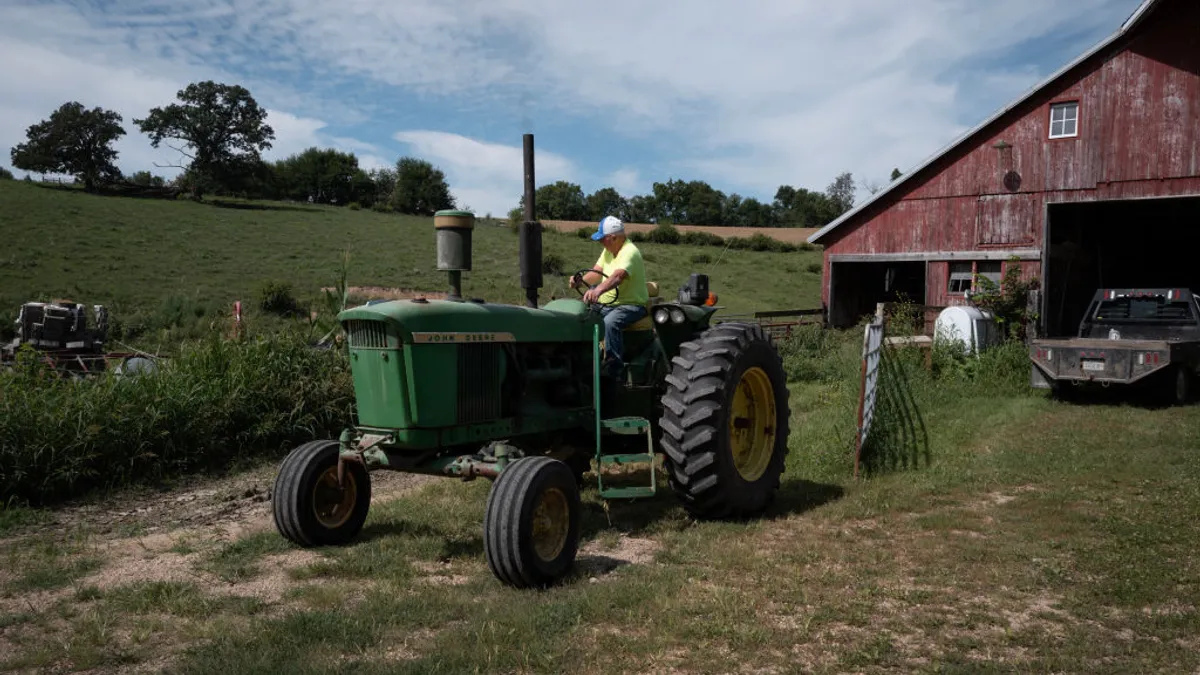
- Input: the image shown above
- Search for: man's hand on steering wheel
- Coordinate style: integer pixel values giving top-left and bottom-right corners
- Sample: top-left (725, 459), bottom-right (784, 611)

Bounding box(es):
top-left (570, 267), bottom-right (618, 306)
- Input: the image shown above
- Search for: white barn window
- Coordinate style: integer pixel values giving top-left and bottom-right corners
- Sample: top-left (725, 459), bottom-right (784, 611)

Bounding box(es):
top-left (948, 262), bottom-right (974, 294)
top-left (1049, 101), bottom-right (1079, 139)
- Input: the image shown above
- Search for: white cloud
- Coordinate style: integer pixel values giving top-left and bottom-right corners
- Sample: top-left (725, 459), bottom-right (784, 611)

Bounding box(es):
top-left (0, 0), bottom-right (1135, 207)
top-left (605, 168), bottom-right (642, 196)
top-left (392, 130), bottom-right (576, 214)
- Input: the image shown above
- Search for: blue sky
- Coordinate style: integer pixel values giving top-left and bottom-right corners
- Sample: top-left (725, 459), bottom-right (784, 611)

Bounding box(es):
top-left (0, 0), bottom-right (1141, 216)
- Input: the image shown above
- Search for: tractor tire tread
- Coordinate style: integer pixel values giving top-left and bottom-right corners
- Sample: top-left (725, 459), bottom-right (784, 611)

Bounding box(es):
top-left (658, 321), bottom-right (791, 520)
top-left (484, 456), bottom-right (581, 589)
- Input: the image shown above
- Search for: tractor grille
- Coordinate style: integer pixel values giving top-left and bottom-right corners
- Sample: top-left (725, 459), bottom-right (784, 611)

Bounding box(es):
top-left (345, 320), bottom-right (390, 349)
top-left (457, 344), bottom-right (503, 423)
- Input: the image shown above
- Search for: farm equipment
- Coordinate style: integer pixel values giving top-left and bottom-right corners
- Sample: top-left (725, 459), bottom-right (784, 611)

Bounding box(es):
top-left (271, 135), bottom-right (792, 588)
top-left (1, 300), bottom-right (156, 376)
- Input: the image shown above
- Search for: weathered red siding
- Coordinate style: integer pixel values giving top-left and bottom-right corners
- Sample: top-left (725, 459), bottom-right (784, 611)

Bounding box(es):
top-left (821, 0), bottom-right (1200, 310)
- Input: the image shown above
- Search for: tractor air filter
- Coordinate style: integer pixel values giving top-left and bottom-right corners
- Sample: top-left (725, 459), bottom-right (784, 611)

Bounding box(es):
top-left (434, 210), bottom-right (474, 271)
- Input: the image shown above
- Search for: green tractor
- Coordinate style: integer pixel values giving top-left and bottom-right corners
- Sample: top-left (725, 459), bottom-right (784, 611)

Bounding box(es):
top-left (271, 136), bottom-right (791, 588)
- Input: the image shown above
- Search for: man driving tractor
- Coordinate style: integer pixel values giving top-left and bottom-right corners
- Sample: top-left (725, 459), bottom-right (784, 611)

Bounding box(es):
top-left (570, 215), bottom-right (648, 378)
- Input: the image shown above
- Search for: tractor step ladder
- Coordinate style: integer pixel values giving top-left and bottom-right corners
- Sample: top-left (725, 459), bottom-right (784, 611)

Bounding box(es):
top-left (592, 324), bottom-right (656, 499)
top-left (597, 416), bottom-right (656, 499)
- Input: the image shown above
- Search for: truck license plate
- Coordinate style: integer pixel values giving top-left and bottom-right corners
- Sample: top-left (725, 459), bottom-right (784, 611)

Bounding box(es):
top-left (1082, 359), bottom-right (1105, 372)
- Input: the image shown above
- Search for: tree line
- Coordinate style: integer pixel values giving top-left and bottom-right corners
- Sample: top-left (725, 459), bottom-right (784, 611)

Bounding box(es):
top-left (510, 173), bottom-right (860, 229)
top-left (6, 82), bottom-right (457, 215)
top-left (6, 79), bottom-right (883, 228)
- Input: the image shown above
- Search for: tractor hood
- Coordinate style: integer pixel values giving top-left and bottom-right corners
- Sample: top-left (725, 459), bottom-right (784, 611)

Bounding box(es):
top-left (338, 297), bottom-right (596, 344)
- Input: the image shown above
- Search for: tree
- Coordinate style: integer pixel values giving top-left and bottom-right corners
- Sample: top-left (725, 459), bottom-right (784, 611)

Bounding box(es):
top-left (0, 167), bottom-right (13, 180)
top-left (273, 147), bottom-right (371, 205)
top-left (585, 187), bottom-right (628, 222)
top-left (626, 194), bottom-right (658, 223)
top-left (773, 185), bottom-right (840, 228)
top-left (890, 167), bottom-right (903, 181)
top-left (369, 167), bottom-right (397, 205)
top-left (520, 181), bottom-right (587, 221)
top-left (134, 81), bottom-right (274, 199)
top-left (9, 102), bottom-right (126, 191)
top-left (392, 157), bottom-right (455, 215)
top-left (825, 171), bottom-right (856, 215)
top-left (130, 170), bottom-right (165, 187)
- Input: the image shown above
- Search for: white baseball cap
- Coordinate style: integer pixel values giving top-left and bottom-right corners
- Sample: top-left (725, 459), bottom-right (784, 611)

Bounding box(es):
top-left (591, 215), bottom-right (625, 241)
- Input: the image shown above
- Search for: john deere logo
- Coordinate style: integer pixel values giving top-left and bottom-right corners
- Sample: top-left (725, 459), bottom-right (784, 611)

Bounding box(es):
top-left (411, 332), bottom-right (516, 344)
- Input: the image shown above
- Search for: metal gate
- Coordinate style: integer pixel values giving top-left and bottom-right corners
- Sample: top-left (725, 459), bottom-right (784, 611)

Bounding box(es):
top-left (855, 309), bottom-right (885, 478)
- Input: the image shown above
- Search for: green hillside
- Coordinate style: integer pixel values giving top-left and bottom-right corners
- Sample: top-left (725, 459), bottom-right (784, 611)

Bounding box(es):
top-left (0, 182), bottom-right (821, 347)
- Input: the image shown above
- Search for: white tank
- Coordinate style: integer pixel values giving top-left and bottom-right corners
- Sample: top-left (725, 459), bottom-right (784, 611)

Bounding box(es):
top-left (934, 305), bottom-right (1000, 355)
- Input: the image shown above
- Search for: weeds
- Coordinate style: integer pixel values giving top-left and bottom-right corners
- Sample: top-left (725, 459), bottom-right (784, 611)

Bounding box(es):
top-left (0, 334), bottom-right (354, 505)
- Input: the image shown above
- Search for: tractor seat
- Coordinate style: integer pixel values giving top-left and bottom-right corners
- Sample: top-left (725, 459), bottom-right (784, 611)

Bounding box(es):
top-left (623, 282), bottom-right (659, 332)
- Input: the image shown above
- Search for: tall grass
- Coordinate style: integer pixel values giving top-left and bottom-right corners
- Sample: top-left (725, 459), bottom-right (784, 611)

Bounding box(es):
top-left (778, 322), bottom-right (1035, 482)
top-left (0, 334), bottom-right (354, 505)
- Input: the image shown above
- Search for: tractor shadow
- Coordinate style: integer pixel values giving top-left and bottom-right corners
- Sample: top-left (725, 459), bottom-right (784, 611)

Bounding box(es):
top-left (570, 476), bottom-right (844, 580)
top-left (354, 519), bottom-right (484, 559)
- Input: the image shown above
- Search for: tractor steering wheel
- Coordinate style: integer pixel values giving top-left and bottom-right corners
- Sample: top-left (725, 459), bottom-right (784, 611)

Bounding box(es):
top-left (569, 268), bottom-right (619, 306)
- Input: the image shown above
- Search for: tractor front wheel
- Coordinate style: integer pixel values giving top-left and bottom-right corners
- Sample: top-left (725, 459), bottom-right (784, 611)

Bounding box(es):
top-left (660, 321), bottom-right (791, 519)
top-left (273, 440), bottom-right (372, 547)
top-left (484, 456), bottom-right (582, 588)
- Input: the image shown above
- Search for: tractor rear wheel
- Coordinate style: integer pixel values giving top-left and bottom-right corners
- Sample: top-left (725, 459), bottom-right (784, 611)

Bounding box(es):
top-left (273, 440), bottom-right (371, 547)
top-left (484, 456), bottom-right (581, 588)
top-left (659, 322), bottom-right (791, 519)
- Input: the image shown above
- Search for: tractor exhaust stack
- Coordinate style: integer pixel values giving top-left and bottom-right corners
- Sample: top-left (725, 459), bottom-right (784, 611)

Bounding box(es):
top-left (519, 133), bottom-right (543, 308)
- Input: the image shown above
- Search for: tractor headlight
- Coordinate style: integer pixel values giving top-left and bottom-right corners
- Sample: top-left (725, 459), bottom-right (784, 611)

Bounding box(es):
top-left (670, 308), bottom-right (685, 324)
top-left (654, 308), bottom-right (670, 324)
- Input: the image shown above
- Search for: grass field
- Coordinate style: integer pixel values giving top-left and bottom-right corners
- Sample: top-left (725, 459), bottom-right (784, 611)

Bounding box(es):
top-left (0, 182), bottom-right (822, 349)
top-left (2, 332), bottom-right (1199, 673)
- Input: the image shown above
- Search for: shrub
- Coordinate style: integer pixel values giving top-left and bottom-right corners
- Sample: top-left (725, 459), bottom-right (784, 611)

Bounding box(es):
top-left (576, 226), bottom-right (592, 240)
top-left (259, 281), bottom-right (301, 317)
top-left (0, 167), bottom-right (13, 180)
top-left (724, 236), bottom-right (751, 250)
top-left (645, 223), bottom-right (681, 245)
top-left (542, 252), bottom-right (567, 276)
top-left (806, 263), bottom-right (822, 274)
top-left (970, 256), bottom-right (1040, 342)
top-left (0, 334), bottom-right (354, 505)
top-left (347, 202), bottom-right (361, 210)
top-left (371, 202), bottom-right (394, 214)
top-left (629, 231), bottom-right (647, 243)
top-left (691, 253), bottom-right (713, 265)
top-left (681, 230), bottom-right (725, 247)
top-left (508, 207), bottom-right (524, 233)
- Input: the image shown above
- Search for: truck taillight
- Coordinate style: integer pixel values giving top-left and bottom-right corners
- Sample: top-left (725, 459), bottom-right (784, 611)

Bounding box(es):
top-left (1138, 352), bottom-right (1161, 366)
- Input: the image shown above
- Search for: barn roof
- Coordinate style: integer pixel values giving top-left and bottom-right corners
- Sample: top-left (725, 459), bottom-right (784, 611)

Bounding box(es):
top-left (807, 0), bottom-right (1164, 245)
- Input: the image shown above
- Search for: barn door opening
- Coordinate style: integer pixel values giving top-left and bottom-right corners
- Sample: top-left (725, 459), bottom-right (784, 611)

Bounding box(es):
top-left (1043, 195), bottom-right (1200, 337)
top-left (829, 261), bottom-right (926, 328)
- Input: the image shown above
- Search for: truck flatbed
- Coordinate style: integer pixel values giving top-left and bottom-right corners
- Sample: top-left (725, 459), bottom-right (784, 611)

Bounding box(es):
top-left (1029, 288), bottom-right (1200, 403)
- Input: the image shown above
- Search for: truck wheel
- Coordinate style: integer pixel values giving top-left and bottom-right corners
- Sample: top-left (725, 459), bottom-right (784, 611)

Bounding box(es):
top-left (484, 457), bottom-right (581, 588)
top-left (659, 322), bottom-right (791, 520)
top-left (273, 440), bottom-right (371, 547)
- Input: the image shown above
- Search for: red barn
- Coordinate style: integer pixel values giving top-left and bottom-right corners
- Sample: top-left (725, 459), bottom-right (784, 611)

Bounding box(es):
top-left (808, 0), bottom-right (1200, 336)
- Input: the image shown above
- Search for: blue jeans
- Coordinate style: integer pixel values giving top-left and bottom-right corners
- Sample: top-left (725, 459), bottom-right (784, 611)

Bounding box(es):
top-left (600, 304), bottom-right (647, 375)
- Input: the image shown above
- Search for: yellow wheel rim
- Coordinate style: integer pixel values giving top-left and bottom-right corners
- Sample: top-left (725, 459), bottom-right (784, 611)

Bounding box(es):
top-left (313, 466), bottom-right (357, 529)
top-left (531, 487), bottom-right (570, 561)
top-left (729, 366), bottom-right (777, 482)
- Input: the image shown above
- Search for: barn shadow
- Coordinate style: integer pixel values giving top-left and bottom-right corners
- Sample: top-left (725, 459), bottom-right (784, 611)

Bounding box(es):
top-left (855, 344), bottom-right (931, 476)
